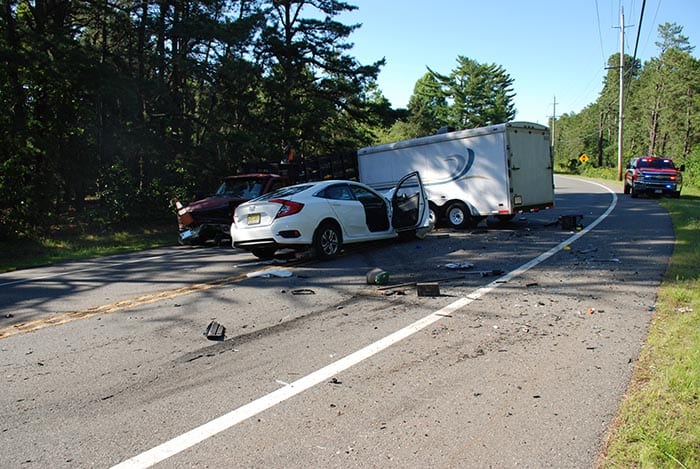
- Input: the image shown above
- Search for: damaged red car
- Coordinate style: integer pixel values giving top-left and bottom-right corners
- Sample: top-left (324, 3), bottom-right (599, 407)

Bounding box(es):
top-left (173, 174), bottom-right (289, 245)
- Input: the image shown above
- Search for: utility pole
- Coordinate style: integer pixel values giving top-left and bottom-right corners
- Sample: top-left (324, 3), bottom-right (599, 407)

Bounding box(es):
top-left (617, 7), bottom-right (625, 181)
top-left (550, 95), bottom-right (558, 149)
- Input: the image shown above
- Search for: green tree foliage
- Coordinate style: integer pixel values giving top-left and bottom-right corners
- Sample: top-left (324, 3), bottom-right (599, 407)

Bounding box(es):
top-left (405, 72), bottom-right (449, 137)
top-left (257, 0), bottom-right (387, 158)
top-left (1, 0), bottom-right (99, 232)
top-left (0, 0), bottom-right (389, 236)
top-left (553, 22), bottom-right (699, 186)
top-left (432, 56), bottom-right (516, 129)
top-left (385, 56), bottom-right (516, 142)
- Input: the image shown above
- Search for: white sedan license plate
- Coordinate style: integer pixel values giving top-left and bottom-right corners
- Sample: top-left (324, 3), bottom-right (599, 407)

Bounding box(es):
top-left (247, 213), bottom-right (261, 225)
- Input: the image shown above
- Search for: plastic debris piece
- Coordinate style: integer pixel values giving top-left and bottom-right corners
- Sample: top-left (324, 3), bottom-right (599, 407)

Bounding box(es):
top-left (366, 268), bottom-right (390, 285)
top-left (445, 262), bottom-right (475, 270)
top-left (291, 289), bottom-right (315, 295)
top-left (246, 269), bottom-right (293, 278)
top-left (204, 321), bottom-right (225, 341)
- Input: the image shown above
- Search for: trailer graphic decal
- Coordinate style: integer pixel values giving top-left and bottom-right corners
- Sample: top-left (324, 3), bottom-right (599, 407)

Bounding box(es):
top-left (369, 148), bottom-right (476, 192)
top-left (423, 148), bottom-right (475, 188)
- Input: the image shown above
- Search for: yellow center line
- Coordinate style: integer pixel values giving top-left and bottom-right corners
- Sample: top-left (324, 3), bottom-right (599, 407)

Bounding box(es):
top-left (0, 271), bottom-right (254, 339)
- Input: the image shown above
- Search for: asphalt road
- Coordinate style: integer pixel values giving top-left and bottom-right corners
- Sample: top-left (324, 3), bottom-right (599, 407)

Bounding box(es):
top-left (0, 175), bottom-right (675, 468)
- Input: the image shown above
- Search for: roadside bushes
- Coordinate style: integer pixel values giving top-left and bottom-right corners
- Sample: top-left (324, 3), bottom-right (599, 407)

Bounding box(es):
top-left (96, 163), bottom-right (174, 226)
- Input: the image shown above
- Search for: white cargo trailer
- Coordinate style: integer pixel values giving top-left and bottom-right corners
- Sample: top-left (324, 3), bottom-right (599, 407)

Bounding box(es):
top-left (357, 122), bottom-right (554, 228)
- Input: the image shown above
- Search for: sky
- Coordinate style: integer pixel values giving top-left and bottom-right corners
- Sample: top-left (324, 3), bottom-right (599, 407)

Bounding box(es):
top-left (339, 0), bottom-right (700, 125)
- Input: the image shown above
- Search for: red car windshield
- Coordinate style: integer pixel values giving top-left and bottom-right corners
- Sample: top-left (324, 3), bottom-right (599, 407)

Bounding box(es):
top-left (215, 178), bottom-right (265, 198)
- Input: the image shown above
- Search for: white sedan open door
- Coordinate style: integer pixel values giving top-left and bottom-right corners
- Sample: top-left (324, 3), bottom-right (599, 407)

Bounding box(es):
top-left (390, 171), bottom-right (431, 236)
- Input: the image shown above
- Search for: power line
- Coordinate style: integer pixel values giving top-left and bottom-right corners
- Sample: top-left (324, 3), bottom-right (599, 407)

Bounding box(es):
top-left (595, 0), bottom-right (608, 65)
top-left (632, 0), bottom-right (646, 63)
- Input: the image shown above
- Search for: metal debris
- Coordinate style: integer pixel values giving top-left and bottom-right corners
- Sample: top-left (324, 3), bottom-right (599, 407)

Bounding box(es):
top-left (417, 282), bottom-right (440, 297)
top-left (204, 321), bottom-right (226, 341)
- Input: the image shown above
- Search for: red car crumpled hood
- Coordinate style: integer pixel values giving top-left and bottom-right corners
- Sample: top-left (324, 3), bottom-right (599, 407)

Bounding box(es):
top-left (184, 195), bottom-right (248, 212)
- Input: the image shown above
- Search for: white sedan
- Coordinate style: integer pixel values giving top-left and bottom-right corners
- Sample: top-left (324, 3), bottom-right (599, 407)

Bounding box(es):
top-left (230, 172), bottom-right (432, 259)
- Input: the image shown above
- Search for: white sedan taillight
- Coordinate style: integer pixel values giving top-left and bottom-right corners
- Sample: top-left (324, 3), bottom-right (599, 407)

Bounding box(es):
top-left (271, 199), bottom-right (304, 219)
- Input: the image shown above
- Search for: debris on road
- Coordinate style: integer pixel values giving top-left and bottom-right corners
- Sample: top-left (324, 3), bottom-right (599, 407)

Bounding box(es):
top-left (383, 290), bottom-right (407, 296)
top-left (464, 269), bottom-right (504, 277)
top-left (246, 269), bottom-right (293, 278)
top-left (366, 268), bottom-right (390, 285)
top-left (444, 262), bottom-right (474, 270)
top-left (291, 289), bottom-right (315, 295)
top-left (558, 214), bottom-right (583, 230)
top-left (204, 321), bottom-right (225, 341)
top-left (378, 269), bottom-right (505, 292)
top-left (417, 282), bottom-right (440, 297)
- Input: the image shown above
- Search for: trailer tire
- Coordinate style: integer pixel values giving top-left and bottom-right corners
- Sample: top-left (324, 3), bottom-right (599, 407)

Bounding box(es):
top-left (445, 202), bottom-right (471, 229)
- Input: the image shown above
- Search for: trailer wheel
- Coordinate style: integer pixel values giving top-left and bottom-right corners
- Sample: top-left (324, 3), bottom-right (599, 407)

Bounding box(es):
top-left (445, 202), bottom-right (471, 229)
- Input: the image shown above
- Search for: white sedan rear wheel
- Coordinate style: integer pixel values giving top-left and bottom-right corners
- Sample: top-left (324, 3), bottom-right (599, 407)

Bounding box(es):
top-left (313, 222), bottom-right (342, 259)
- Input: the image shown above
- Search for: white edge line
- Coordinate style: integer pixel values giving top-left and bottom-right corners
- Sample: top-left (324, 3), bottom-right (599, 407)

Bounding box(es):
top-left (112, 178), bottom-right (617, 469)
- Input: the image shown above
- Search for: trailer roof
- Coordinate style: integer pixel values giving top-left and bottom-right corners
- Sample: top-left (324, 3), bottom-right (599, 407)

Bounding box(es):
top-left (358, 121), bottom-right (548, 155)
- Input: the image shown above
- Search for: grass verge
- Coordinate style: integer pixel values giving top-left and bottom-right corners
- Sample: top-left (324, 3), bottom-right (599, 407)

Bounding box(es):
top-left (0, 222), bottom-right (176, 273)
top-left (598, 185), bottom-right (700, 467)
